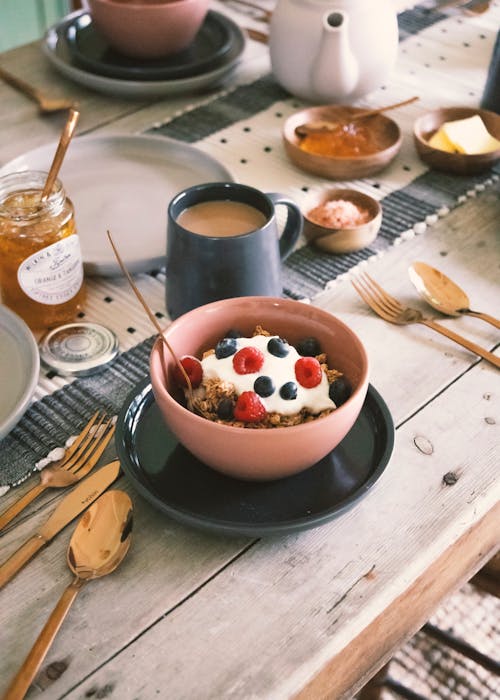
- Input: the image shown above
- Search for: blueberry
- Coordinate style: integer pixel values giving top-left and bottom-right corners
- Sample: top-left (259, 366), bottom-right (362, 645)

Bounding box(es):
top-left (329, 377), bottom-right (352, 406)
top-left (267, 337), bottom-right (289, 358)
top-left (217, 398), bottom-right (235, 420)
top-left (297, 336), bottom-right (321, 357)
top-left (254, 375), bottom-right (275, 397)
top-left (280, 381), bottom-right (297, 400)
top-left (225, 328), bottom-right (242, 338)
top-left (215, 337), bottom-right (238, 359)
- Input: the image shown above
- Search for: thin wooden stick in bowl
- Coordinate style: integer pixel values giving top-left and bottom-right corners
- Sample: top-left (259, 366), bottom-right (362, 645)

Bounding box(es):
top-left (106, 230), bottom-right (194, 408)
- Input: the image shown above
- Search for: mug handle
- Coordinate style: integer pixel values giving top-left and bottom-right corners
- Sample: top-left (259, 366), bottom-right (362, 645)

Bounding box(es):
top-left (267, 193), bottom-right (303, 261)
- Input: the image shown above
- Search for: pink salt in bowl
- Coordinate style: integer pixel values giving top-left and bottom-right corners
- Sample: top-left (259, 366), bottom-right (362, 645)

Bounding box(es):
top-left (303, 188), bottom-right (382, 254)
top-left (150, 296), bottom-right (369, 481)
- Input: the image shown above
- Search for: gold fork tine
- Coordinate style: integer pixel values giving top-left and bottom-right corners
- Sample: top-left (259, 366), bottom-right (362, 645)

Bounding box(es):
top-left (58, 412), bottom-right (107, 472)
top-left (352, 278), bottom-right (396, 322)
top-left (353, 274), bottom-right (500, 368)
top-left (359, 272), bottom-right (404, 313)
top-left (50, 411), bottom-right (101, 471)
top-left (0, 414), bottom-right (114, 532)
top-left (66, 420), bottom-right (116, 479)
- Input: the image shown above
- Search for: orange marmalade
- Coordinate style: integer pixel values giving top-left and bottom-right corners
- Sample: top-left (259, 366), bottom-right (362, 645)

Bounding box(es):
top-left (0, 171), bottom-right (85, 330)
top-left (298, 122), bottom-right (379, 157)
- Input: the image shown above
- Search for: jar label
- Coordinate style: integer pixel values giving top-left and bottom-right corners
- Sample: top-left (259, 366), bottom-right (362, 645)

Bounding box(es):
top-left (17, 235), bottom-right (84, 305)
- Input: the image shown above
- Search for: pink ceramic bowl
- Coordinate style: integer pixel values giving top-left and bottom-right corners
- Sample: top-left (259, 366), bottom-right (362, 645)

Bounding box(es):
top-left (87, 0), bottom-right (210, 59)
top-left (150, 297), bottom-right (369, 481)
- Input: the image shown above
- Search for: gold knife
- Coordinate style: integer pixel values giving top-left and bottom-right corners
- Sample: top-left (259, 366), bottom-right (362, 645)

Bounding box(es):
top-left (0, 459), bottom-right (121, 590)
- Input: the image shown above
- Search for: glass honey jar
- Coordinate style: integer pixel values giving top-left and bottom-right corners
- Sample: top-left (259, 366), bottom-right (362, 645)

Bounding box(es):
top-left (0, 171), bottom-right (86, 331)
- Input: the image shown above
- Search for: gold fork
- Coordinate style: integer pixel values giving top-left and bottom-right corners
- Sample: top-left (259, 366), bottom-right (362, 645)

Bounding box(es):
top-left (352, 272), bottom-right (500, 369)
top-left (0, 66), bottom-right (77, 114)
top-left (0, 412), bottom-right (116, 532)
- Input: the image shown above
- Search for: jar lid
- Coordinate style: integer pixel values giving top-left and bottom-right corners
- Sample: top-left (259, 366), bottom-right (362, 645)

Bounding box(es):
top-left (39, 322), bottom-right (119, 377)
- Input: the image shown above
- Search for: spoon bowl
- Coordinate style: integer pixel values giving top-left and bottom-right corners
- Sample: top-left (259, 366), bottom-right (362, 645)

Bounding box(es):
top-left (408, 261), bottom-right (500, 329)
top-left (4, 490), bottom-right (132, 700)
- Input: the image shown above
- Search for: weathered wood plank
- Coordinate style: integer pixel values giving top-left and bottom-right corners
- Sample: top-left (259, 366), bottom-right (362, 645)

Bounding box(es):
top-left (1, 191), bottom-right (498, 699)
top-left (52, 360), bottom-right (498, 700)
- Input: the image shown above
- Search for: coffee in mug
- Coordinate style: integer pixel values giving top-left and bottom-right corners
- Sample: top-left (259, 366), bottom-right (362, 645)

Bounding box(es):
top-left (176, 200), bottom-right (267, 237)
top-left (166, 182), bottom-right (303, 319)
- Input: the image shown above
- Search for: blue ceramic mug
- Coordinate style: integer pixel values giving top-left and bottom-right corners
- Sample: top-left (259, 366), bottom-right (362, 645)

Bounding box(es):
top-left (166, 182), bottom-right (302, 319)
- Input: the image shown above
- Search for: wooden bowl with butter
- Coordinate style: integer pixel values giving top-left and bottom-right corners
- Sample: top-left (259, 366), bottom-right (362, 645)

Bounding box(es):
top-left (283, 105), bottom-right (402, 180)
top-left (413, 107), bottom-right (500, 175)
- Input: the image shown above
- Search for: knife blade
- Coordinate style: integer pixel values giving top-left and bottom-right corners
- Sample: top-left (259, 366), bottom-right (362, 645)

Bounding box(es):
top-left (0, 459), bottom-right (121, 590)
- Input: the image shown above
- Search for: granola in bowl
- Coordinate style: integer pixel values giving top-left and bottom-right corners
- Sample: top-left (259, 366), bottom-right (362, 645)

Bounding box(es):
top-left (174, 326), bottom-right (351, 428)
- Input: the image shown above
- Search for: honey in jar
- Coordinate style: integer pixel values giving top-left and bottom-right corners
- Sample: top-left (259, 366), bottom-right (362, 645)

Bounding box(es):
top-left (0, 171), bottom-right (86, 331)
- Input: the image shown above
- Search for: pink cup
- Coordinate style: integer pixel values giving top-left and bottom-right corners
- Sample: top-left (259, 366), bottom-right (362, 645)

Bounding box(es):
top-left (87, 0), bottom-right (211, 60)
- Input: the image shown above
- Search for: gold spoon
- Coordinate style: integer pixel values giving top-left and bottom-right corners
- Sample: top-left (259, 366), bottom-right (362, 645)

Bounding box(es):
top-left (3, 490), bottom-right (133, 700)
top-left (0, 65), bottom-right (77, 114)
top-left (41, 107), bottom-right (80, 202)
top-left (408, 261), bottom-right (500, 329)
top-left (295, 96), bottom-right (419, 137)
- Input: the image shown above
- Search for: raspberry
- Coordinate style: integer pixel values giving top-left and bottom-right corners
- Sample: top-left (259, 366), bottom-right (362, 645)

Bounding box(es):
top-left (295, 357), bottom-right (322, 388)
top-left (234, 391), bottom-right (267, 422)
top-left (173, 355), bottom-right (203, 388)
top-left (232, 346), bottom-right (264, 374)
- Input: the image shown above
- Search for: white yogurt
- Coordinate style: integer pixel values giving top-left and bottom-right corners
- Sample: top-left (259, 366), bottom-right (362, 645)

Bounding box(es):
top-left (201, 335), bottom-right (336, 416)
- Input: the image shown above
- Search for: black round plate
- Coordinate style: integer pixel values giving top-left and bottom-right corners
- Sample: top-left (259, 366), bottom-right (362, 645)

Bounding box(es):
top-left (65, 11), bottom-right (238, 81)
top-left (116, 379), bottom-right (395, 537)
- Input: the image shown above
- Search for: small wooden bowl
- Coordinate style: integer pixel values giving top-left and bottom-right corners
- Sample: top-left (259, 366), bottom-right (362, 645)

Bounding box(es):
top-left (413, 107), bottom-right (500, 175)
top-left (283, 105), bottom-right (402, 180)
top-left (303, 188), bottom-right (382, 254)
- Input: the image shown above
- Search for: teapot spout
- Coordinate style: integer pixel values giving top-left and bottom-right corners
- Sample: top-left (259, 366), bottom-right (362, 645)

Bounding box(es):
top-left (311, 11), bottom-right (359, 102)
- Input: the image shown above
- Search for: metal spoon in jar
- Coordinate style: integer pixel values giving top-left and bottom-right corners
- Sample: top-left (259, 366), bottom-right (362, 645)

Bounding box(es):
top-left (41, 107), bottom-right (80, 201)
top-left (3, 490), bottom-right (133, 700)
top-left (408, 261), bottom-right (500, 329)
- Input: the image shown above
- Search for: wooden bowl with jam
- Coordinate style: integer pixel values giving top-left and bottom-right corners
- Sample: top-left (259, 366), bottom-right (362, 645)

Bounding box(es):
top-left (283, 105), bottom-right (402, 180)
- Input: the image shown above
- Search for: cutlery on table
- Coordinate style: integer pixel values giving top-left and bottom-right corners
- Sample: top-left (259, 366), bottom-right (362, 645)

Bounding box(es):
top-left (223, 0), bottom-right (272, 22)
top-left (244, 27), bottom-right (269, 43)
top-left (3, 490), bottom-right (132, 700)
top-left (430, 0), bottom-right (491, 14)
top-left (408, 261), bottom-right (500, 329)
top-left (352, 272), bottom-right (500, 369)
top-left (0, 66), bottom-right (77, 114)
top-left (0, 459), bottom-right (121, 589)
top-left (0, 412), bottom-right (115, 532)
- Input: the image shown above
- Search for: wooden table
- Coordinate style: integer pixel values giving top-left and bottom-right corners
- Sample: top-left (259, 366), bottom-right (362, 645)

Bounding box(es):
top-left (0, 3), bottom-right (499, 698)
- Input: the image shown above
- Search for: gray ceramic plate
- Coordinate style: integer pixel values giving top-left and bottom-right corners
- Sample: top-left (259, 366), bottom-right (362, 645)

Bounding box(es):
top-left (115, 379), bottom-right (395, 537)
top-left (42, 10), bottom-right (245, 98)
top-left (0, 306), bottom-right (39, 440)
top-left (0, 134), bottom-right (233, 276)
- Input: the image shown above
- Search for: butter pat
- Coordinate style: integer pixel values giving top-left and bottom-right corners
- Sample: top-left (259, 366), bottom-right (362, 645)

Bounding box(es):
top-left (429, 115), bottom-right (500, 155)
top-left (428, 128), bottom-right (456, 153)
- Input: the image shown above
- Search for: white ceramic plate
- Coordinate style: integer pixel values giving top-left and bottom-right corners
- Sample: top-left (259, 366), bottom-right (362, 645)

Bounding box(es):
top-left (0, 134), bottom-right (234, 276)
top-left (0, 306), bottom-right (40, 440)
top-left (42, 11), bottom-right (245, 98)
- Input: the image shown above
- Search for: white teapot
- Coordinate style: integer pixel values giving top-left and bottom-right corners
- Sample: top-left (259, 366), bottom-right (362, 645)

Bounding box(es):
top-left (269, 0), bottom-right (399, 102)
